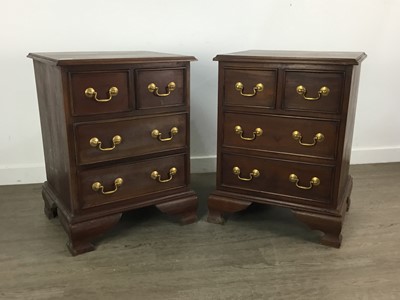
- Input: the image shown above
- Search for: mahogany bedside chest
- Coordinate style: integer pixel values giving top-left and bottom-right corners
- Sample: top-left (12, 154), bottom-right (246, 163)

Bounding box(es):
top-left (207, 50), bottom-right (366, 247)
top-left (28, 51), bottom-right (198, 255)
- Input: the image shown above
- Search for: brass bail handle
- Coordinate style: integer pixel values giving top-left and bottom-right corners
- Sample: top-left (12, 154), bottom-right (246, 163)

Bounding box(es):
top-left (292, 131), bottom-right (324, 147)
top-left (89, 135), bottom-right (122, 151)
top-left (148, 82), bottom-right (176, 97)
top-left (296, 85), bottom-right (330, 101)
top-left (235, 125), bottom-right (263, 141)
top-left (289, 174), bottom-right (320, 190)
top-left (232, 166), bottom-right (260, 181)
top-left (85, 86), bottom-right (119, 102)
top-left (151, 167), bottom-right (177, 183)
top-left (92, 178), bottom-right (123, 195)
top-left (151, 127), bottom-right (178, 142)
top-left (235, 82), bottom-right (264, 97)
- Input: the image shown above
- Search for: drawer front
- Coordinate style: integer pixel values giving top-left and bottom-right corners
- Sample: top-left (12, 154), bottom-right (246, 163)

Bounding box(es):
top-left (221, 153), bottom-right (334, 203)
top-left (224, 68), bottom-right (277, 108)
top-left (223, 113), bottom-right (339, 159)
top-left (78, 154), bottom-right (186, 209)
top-left (136, 68), bottom-right (185, 109)
top-left (75, 114), bottom-right (187, 165)
top-left (70, 71), bottom-right (130, 116)
top-left (283, 71), bottom-right (344, 114)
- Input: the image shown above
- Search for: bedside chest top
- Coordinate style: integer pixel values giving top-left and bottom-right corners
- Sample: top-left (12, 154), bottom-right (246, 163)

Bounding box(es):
top-left (214, 50), bottom-right (366, 65)
top-left (27, 51), bottom-right (197, 66)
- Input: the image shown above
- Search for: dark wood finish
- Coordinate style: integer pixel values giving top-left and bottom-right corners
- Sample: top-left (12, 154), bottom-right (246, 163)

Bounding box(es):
top-left (208, 50), bottom-right (366, 247)
top-left (207, 194), bottom-right (252, 224)
top-left (220, 153), bottom-right (335, 204)
top-left (29, 51), bottom-right (198, 255)
top-left (42, 181), bottom-right (58, 219)
top-left (78, 154), bottom-right (187, 209)
top-left (223, 112), bottom-right (339, 159)
top-left (283, 70), bottom-right (344, 114)
top-left (70, 71), bottom-right (130, 116)
top-left (136, 68), bottom-right (185, 109)
top-left (224, 68), bottom-right (277, 108)
top-left (292, 175), bottom-right (352, 248)
top-left (75, 113), bottom-right (187, 165)
top-left (155, 191), bottom-right (198, 224)
top-left (28, 51), bottom-right (196, 66)
top-left (214, 50), bottom-right (367, 65)
top-left (58, 206), bottom-right (123, 256)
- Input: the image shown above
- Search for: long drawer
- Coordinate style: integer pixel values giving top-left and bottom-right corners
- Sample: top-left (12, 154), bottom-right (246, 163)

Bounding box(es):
top-left (220, 153), bottom-right (335, 204)
top-left (74, 113), bottom-right (187, 165)
top-left (223, 112), bottom-right (339, 159)
top-left (78, 154), bottom-right (187, 209)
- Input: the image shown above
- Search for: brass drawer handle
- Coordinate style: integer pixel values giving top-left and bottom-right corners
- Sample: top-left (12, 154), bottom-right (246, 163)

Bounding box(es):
top-left (89, 135), bottom-right (122, 151)
top-left (148, 82), bottom-right (176, 97)
top-left (235, 125), bottom-right (263, 141)
top-left (151, 167), bottom-right (177, 183)
top-left (84, 87), bottom-right (118, 102)
top-left (92, 178), bottom-right (123, 195)
top-left (232, 166), bottom-right (260, 181)
top-left (292, 131), bottom-right (324, 147)
top-left (235, 82), bottom-right (264, 97)
top-left (151, 127), bottom-right (178, 142)
top-left (289, 174), bottom-right (320, 190)
top-left (296, 85), bottom-right (330, 101)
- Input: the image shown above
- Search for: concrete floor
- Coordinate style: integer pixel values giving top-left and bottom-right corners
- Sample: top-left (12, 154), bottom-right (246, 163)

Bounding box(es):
top-left (0, 163), bottom-right (399, 299)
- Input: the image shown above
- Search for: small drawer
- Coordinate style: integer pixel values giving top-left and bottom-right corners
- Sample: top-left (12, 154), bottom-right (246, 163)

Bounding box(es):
top-left (283, 70), bottom-right (344, 114)
top-left (78, 154), bottom-right (186, 209)
top-left (136, 68), bottom-right (185, 109)
top-left (74, 113), bottom-right (187, 165)
top-left (221, 153), bottom-right (334, 203)
top-left (70, 71), bottom-right (130, 116)
top-left (223, 113), bottom-right (339, 159)
top-left (282, 70), bottom-right (344, 114)
top-left (224, 68), bottom-right (277, 108)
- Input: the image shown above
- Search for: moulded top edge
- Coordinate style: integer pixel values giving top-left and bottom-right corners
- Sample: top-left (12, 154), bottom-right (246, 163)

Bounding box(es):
top-left (213, 50), bottom-right (367, 65)
top-left (27, 51), bottom-right (197, 66)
